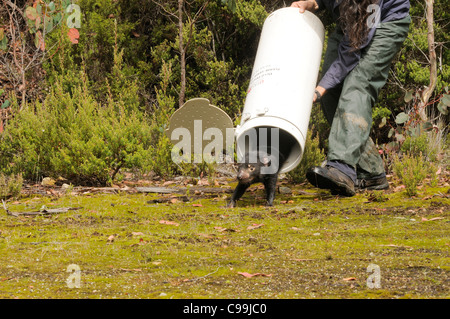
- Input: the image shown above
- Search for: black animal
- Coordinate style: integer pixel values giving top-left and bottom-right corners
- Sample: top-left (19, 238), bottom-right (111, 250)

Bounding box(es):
top-left (227, 149), bottom-right (285, 207)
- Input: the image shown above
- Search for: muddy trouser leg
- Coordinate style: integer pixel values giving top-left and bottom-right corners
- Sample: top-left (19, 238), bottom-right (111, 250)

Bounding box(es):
top-left (321, 16), bottom-right (411, 179)
top-left (320, 28), bottom-right (344, 125)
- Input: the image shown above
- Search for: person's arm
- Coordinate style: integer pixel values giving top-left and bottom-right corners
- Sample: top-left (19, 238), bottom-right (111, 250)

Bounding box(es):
top-left (318, 23), bottom-right (378, 93)
top-left (317, 38), bottom-right (360, 93)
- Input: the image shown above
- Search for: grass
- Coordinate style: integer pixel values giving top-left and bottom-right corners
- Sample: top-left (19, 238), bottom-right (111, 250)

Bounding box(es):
top-left (0, 180), bottom-right (448, 299)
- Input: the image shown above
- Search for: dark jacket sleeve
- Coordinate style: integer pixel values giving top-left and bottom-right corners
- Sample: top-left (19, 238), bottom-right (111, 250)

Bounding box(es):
top-left (317, 0), bottom-right (382, 90)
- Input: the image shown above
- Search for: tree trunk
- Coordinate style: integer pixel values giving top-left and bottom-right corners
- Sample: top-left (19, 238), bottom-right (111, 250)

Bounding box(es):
top-left (178, 0), bottom-right (186, 108)
top-left (419, 0), bottom-right (437, 121)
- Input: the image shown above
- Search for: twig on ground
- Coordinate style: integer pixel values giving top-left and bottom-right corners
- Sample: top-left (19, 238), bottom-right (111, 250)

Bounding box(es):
top-left (1, 201), bottom-right (82, 217)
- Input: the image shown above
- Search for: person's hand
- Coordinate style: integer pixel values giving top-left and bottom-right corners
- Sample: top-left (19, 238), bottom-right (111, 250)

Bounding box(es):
top-left (290, 1), bottom-right (319, 13)
top-left (313, 86), bottom-right (326, 103)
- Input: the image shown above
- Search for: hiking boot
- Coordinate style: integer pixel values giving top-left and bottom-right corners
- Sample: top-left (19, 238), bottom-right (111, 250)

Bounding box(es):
top-left (306, 166), bottom-right (356, 197)
top-left (355, 176), bottom-right (389, 191)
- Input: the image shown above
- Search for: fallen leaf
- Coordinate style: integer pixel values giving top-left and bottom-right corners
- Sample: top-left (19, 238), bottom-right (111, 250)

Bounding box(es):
top-left (192, 204), bottom-right (203, 207)
top-left (394, 185), bottom-right (406, 192)
top-left (197, 233), bottom-right (215, 239)
top-left (49, 189), bottom-right (59, 197)
top-left (120, 268), bottom-right (142, 272)
top-left (131, 232), bottom-right (144, 236)
top-left (238, 272), bottom-right (272, 278)
top-left (421, 217), bottom-right (444, 222)
top-left (107, 235), bottom-right (115, 242)
top-left (159, 220), bottom-right (179, 226)
top-left (343, 277), bottom-right (357, 281)
top-left (67, 28), bottom-right (79, 44)
top-left (291, 227), bottom-right (301, 231)
top-left (247, 223), bottom-right (264, 230)
top-left (197, 179), bottom-right (209, 186)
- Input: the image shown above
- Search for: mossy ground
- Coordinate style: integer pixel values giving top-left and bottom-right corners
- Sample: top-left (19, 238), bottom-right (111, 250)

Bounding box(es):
top-left (0, 179), bottom-right (448, 299)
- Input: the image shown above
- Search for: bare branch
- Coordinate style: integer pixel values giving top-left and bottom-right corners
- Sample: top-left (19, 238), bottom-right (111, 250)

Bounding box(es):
top-left (151, 0), bottom-right (178, 20)
top-left (418, 0), bottom-right (437, 121)
top-left (5, 0), bottom-right (25, 19)
top-left (178, 0), bottom-right (186, 107)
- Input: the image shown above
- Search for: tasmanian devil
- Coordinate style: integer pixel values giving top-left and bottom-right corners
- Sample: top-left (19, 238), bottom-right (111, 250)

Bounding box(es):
top-left (227, 149), bottom-right (285, 208)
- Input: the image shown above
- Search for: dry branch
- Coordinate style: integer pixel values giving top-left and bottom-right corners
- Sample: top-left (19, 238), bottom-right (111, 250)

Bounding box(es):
top-left (418, 0), bottom-right (438, 121)
top-left (2, 200), bottom-right (82, 217)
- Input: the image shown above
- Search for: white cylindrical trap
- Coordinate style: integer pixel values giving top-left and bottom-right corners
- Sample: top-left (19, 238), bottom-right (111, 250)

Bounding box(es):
top-left (235, 8), bottom-right (325, 173)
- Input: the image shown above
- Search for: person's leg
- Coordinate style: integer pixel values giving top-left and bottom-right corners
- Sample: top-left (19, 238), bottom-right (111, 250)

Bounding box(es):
top-left (320, 28), bottom-right (343, 125)
top-left (306, 28), bottom-right (357, 196)
top-left (318, 28), bottom-right (380, 187)
top-left (328, 16), bottom-right (411, 169)
top-left (354, 138), bottom-right (389, 190)
top-left (308, 16), bottom-right (411, 195)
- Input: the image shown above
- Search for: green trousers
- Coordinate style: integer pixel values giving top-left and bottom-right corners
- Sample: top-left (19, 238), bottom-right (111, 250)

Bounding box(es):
top-left (320, 16), bottom-right (411, 179)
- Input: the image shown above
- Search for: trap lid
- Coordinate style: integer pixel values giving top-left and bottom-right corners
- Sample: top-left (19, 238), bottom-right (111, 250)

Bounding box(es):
top-left (165, 98), bottom-right (235, 159)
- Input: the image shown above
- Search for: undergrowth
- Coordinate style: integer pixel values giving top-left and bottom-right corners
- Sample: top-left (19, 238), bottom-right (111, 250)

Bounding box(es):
top-left (0, 173), bottom-right (23, 200)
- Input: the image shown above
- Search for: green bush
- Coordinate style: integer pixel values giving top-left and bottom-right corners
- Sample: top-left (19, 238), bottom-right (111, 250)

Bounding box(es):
top-left (392, 152), bottom-right (437, 197)
top-left (0, 173), bottom-right (23, 200)
top-left (287, 128), bottom-right (325, 183)
top-left (401, 133), bottom-right (427, 155)
top-left (0, 69), bottom-right (153, 186)
top-left (146, 60), bottom-right (180, 178)
top-left (401, 133), bottom-right (437, 162)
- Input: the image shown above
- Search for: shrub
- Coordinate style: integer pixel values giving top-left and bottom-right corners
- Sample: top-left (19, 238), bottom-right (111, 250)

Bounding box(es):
top-left (287, 128), bottom-right (325, 183)
top-left (392, 152), bottom-right (437, 197)
top-left (401, 133), bottom-right (436, 161)
top-left (146, 60), bottom-right (180, 178)
top-left (0, 173), bottom-right (23, 200)
top-left (365, 190), bottom-right (388, 202)
top-left (0, 69), bottom-right (153, 186)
